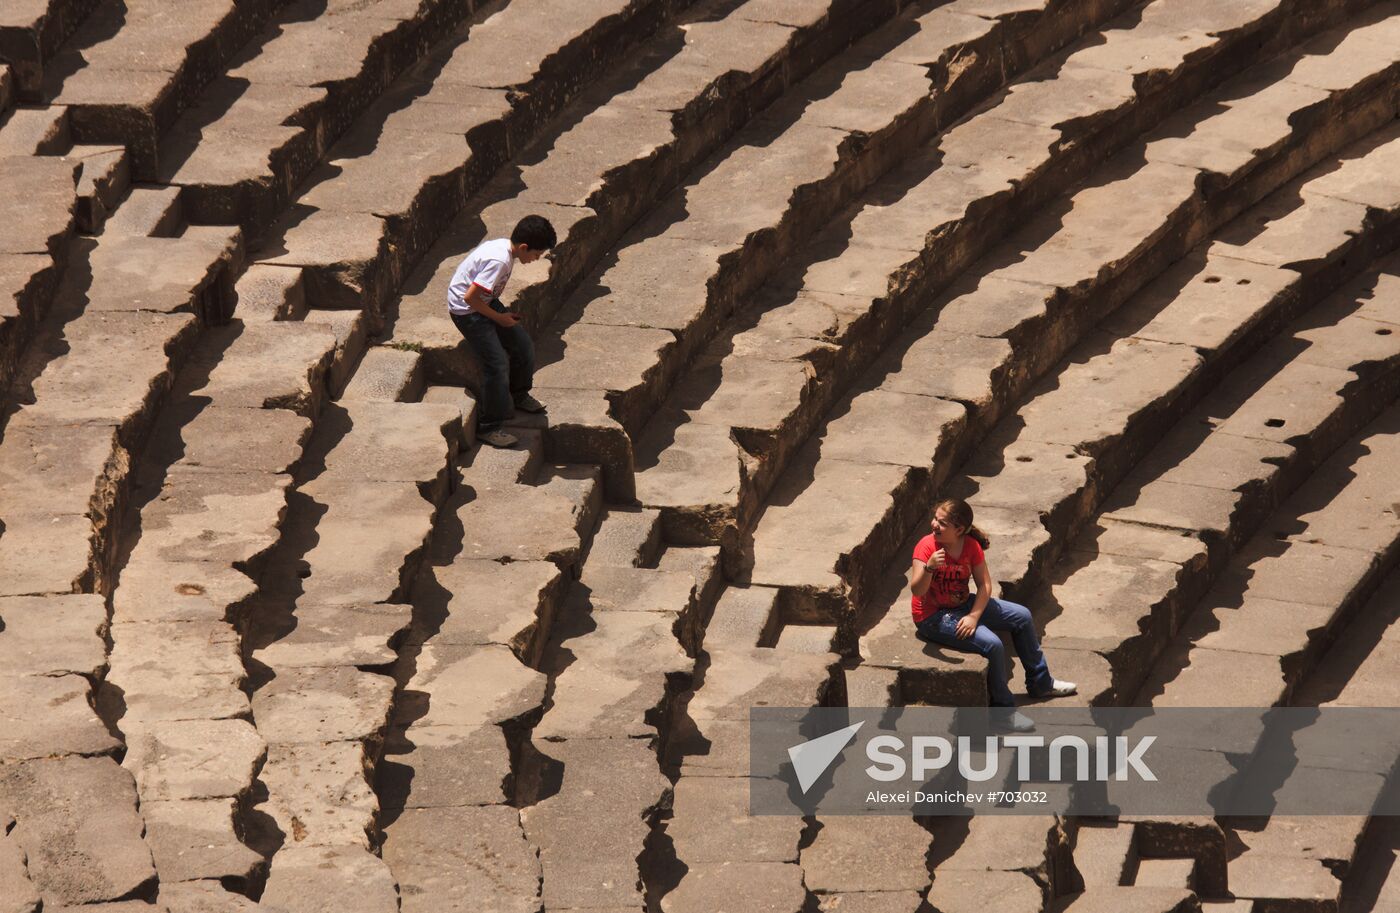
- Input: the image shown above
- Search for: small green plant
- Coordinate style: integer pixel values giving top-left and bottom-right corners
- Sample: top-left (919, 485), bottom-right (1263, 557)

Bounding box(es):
top-left (387, 340), bottom-right (424, 353)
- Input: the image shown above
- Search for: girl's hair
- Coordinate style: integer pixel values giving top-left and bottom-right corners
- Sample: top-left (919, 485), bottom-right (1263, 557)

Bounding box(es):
top-left (935, 498), bottom-right (991, 549)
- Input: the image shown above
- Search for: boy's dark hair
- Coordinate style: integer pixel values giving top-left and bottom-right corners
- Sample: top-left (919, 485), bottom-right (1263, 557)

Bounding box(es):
top-left (512, 215), bottom-right (557, 251)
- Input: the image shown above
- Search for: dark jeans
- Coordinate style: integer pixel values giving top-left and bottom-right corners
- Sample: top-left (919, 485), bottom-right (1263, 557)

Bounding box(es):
top-left (915, 596), bottom-right (1053, 707)
top-left (451, 299), bottom-right (534, 432)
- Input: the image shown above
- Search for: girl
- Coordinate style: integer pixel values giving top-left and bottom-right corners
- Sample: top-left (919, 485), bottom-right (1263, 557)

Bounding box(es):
top-left (908, 498), bottom-right (1075, 707)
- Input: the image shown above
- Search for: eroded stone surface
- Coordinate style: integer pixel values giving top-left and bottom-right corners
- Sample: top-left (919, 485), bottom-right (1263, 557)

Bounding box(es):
top-left (0, 757), bottom-right (155, 906)
top-left (382, 806), bottom-right (540, 913)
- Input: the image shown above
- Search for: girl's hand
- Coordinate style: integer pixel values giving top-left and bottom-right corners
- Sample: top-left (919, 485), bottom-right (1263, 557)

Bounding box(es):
top-left (925, 548), bottom-right (947, 570)
top-left (955, 614), bottom-right (978, 639)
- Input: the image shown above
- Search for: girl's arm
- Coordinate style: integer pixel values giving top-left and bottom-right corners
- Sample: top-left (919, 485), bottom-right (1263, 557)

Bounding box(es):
top-left (910, 560), bottom-right (933, 597)
top-left (955, 559), bottom-right (995, 639)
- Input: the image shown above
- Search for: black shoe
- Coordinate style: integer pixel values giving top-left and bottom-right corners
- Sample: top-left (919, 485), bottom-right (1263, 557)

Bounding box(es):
top-left (514, 394), bottom-right (547, 414)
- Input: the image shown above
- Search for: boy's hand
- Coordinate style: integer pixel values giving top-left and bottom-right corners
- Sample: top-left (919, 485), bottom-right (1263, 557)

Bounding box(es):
top-left (494, 310), bottom-right (521, 328)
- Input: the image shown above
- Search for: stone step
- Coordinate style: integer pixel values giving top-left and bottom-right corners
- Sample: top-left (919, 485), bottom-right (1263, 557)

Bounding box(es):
top-left (43, 0), bottom-right (284, 178)
top-left (0, 103), bottom-right (70, 154)
top-left (629, 0), bottom-right (1391, 545)
top-left (391, 0), bottom-right (925, 365)
top-left (381, 805), bottom-right (541, 913)
top-left (102, 183), bottom-right (186, 239)
top-left (922, 817), bottom-right (1063, 912)
top-left (1139, 405), bottom-right (1400, 707)
top-left (0, 0), bottom-right (98, 97)
top-left (338, 346), bottom-right (423, 402)
top-left (520, 737), bottom-right (671, 911)
top-left (1040, 254), bottom-right (1400, 705)
top-left (1048, 886), bottom-right (1199, 913)
top-left (536, 0), bottom-right (1158, 505)
top-left (1075, 822), bottom-right (1139, 887)
top-left (0, 154), bottom-right (78, 392)
top-left (0, 755), bottom-right (157, 908)
top-left (747, 46), bottom-right (1400, 626)
top-left (69, 143), bottom-right (129, 233)
top-left (0, 594), bottom-right (116, 762)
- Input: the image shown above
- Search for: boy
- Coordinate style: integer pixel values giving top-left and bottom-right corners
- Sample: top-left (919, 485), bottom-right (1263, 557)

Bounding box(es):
top-left (448, 215), bottom-right (557, 448)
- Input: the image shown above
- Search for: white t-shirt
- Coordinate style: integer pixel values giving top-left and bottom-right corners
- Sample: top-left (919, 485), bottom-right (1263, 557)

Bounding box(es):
top-left (447, 238), bottom-right (514, 315)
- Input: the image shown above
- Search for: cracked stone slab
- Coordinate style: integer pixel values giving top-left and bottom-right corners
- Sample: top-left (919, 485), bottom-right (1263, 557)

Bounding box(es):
top-left (409, 559), bottom-right (564, 658)
top-left (687, 648), bottom-right (837, 722)
top-left (133, 468), bottom-right (289, 567)
top-left (0, 594), bottom-right (107, 677)
top-left (20, 310), bottom-right (198, 429)
top-left (146, 402), bottom-right (311, 475)
top-left (256, 741), bottom-right (376, 850)
top-left (122, 719), bottom-right (264, 801)
top-left (306, 401), bottom-right (458, 485)
top-left (0, 673), bottom-right (119, 761)
top-left (0, 419), bottom-right (125, 519)
top-left (397, 643), bottom-right (546, 731)
top-left (382, 805), bottom-right (540, 913)
top-left (296, 480), bottom-right (434, 606)
top-left (0, 156), bottom-right (78, 256)
top-left (454, 464), bottom-right (599, 565)
top-left (180, 320), bottom-right (337, 416)
top-left (535, 610), bottom-right (690, 741)
top-left (252, 665), bottom-right (395, 745)
top-left (667, 776), bottom-right (801, 864)
top-left (522, 738), bottom-right (670, 909)
top-left (81, 230), bottom-right (241, 314)
top-left (107, 620), bottom-right (247, 722)
top-left (662, 862), bottom-right (806, 913)
top-left (262, 845), bottom-right (398, 913)
top-left (803, 817), bottom-right (932, 893)
top-left (111, 554), bottom-right (258, 624)
top-left (253, 602), bottom-right (412, 669)
top-left (926, 868), bottom-right (1046, 913)
top-left (0, 756), bottom-right (155, 906)
top-left (142, 797), bottom-right (263, 884)
top-left (377, 720), bottom-right (510, 810)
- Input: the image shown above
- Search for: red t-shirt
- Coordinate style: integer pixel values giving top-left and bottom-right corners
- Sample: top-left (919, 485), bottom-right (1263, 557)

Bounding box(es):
top-left (910, 533), bottom-right (985, 623)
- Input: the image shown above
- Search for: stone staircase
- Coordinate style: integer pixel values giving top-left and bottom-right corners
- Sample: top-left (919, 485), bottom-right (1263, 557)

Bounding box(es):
top-left (2, 0), bottom-right (1399, 911)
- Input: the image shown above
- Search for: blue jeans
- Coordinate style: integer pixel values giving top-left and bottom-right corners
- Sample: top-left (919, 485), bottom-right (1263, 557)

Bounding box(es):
top-left (915, 596), bottom-right (1053, 707)
top-left (451, 299), bottom-right (534, 432)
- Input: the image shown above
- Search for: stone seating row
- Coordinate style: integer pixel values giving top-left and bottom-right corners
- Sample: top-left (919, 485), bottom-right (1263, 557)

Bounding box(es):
top-left (310, 0), bottom-right (913, 340)
top-left (531, 0), bottom-right (1185, 503)
top-left (1040, 254), bottom-right (1400, 705)
top-left (39, 0), bottom-right (286, 177)
top-left (750, 14), bottom-right (1400, 631)
top-left (856, 120), bottom-right (1400, 705)
top-left (635, 0), bottom-right (1399, 550)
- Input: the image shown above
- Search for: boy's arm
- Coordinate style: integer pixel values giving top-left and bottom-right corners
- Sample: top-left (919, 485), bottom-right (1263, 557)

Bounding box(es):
top-left (465, 282), bottom-right (517, 326)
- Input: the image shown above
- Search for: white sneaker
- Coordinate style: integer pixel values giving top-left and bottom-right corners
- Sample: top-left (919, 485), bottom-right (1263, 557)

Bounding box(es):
top-left (479, 429), bottom-right (518, 449)
top-left (1035, 679), bottom-right (1077, 698)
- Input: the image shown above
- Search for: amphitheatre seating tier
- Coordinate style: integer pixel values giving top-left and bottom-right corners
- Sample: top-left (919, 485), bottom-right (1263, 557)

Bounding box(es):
top-left (40, 0), bottom-right (282, 177)
top-left (640, 0), bottom-right (1400, 554)
top-left (750, 29), bottom-right (1400, 629)
top-left (0, 0), bottom-right (97, 95)
top-left (1, 0), bottom-right (1399, 909)
top-left (387, 0), bottom-right (931, 364)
